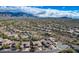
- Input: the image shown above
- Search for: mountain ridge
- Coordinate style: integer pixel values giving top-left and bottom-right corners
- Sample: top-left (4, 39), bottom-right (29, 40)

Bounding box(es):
top-left (0, 6), bottom-right (79, 19)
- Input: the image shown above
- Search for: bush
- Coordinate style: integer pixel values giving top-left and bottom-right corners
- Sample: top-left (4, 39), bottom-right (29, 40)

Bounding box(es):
top-left (71, 40), bottom-right (79, 45)
top-left (22, 38), bottom-right (29, 41)
top-left (15, 43), bottom-right (21, 49)
top-left (0, 33), bottom-right (9, 39)
top-left (31, 37), bottom-right (39, 41)
top-left (2, 44), bottom-right (10, 49)
top-left (59, 48), bottom-right (76, 53)
top-left (8, 36), bottom-right (17, 41)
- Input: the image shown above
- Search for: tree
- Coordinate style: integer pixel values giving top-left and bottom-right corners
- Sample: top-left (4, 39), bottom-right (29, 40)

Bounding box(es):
top-left (2, 44), bottom-right (10, 49)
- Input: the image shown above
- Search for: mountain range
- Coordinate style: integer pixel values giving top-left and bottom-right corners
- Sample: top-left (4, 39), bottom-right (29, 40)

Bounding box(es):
top-left (0, 6), bottom-right (79, 19)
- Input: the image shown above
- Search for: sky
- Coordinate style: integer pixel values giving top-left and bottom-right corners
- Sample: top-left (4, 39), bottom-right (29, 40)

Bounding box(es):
top-left (0, 6), bottom-right (79, 18)
top-left (31, 6), bottom-right (79, 11)
top-left (0, 0), bottom-right (78, 18)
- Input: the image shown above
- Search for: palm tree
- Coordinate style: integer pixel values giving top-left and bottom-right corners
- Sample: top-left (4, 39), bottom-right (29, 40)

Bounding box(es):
top-left (28, 34), bottom-right (35, 52)
top-left (18, 35), bottom-right (22, 51)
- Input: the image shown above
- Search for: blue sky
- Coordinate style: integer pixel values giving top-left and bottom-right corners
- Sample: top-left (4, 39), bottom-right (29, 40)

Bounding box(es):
top-left (31, 6), bottom-right (79, 11)
top-left (0, 6), bottom-right (79, 19)
top-left (29, 6), bottom-right (79, 18)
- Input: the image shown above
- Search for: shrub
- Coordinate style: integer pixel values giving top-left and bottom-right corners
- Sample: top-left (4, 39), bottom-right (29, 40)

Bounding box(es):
top-left (59, 48), bottom-right (76, 53)
top-left (2, 44), bottom-right (10, 49)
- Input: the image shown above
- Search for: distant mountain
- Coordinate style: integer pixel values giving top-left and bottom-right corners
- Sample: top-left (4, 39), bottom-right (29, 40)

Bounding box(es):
top-left (0, 12), bottom-right (34, 17)
top-left (0, 6), bottom-right (79, 19)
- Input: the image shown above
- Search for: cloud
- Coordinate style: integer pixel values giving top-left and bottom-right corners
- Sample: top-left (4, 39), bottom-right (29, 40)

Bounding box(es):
top-left (19, 6), bottom-right (79, 18)
top-left (0, 6), bottom-right (79, 19)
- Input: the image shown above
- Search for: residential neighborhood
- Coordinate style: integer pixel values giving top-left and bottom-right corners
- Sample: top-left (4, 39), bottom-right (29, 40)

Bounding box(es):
top-left (0, 19), bottom-right (78, 53)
